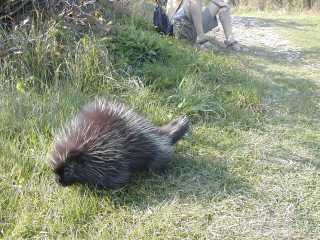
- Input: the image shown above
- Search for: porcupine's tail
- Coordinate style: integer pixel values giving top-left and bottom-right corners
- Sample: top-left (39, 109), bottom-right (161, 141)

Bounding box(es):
top-left (158, 116), bottom-right (190, 145)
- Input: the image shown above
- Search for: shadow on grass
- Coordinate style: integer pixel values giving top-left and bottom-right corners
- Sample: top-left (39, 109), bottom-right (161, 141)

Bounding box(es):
top-left (240, 30), bottom-right (320, 170)
top-left (239, 45), bottom-right (302, 64)
top-left (235, 16), bottom-right (316, 30)
top-left (238, 45), bottom-right (319, 66)
top-left (79, 153), bottom-right (251, 208)
top-left (253, 65), bottom-right (318, 92)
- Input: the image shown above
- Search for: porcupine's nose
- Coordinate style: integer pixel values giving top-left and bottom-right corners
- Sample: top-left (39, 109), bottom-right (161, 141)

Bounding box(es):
top-left (55, 175), bottom-right (67, 186)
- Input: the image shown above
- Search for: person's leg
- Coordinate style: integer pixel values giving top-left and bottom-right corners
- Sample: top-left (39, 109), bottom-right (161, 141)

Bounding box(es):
top-left (201, 7), bottom-right (218, 34)
top-left (206, 1), bottom-right (236, 44)
top-left (187, 0), bottom-right (207, 43)
top-left (184, 0), bottom-right (221, 44)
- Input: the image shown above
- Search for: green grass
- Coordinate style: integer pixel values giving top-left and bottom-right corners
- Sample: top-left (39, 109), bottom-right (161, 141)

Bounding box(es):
top-left (1, 11), bottom-right (320, 239)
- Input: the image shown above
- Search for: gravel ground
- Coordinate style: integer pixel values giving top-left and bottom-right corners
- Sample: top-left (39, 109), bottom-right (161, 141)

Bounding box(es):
top-left (209, 16), bottom-right (302, 62)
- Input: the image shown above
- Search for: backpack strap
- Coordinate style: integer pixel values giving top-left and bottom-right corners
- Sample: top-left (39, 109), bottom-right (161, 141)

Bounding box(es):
top-left (174, 0), bottom-right (184, 16)
top-left (154, 0), bottom-right (166, 7)
top-left (168, 0), bottom-right (184, 23)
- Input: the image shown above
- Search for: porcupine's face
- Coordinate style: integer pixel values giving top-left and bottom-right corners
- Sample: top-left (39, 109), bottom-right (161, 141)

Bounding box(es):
top-left (54, 154), bottom-right (87, 186)
top-left (54, 163), bottom-right (77, 186)
top-left (53, 152), bottom-right (105, 187)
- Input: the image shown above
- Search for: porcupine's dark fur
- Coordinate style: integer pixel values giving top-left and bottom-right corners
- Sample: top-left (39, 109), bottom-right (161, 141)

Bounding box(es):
top-left (50, 97), bottom-right (189, 189)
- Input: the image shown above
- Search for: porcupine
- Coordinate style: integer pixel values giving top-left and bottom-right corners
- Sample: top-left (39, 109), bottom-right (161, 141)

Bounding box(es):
top-left (50, 97), bottom-right (189, 189)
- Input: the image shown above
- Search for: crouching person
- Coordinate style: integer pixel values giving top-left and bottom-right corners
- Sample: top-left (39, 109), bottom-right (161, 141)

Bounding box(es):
top-left (166, 0), bottom-right (240, 50)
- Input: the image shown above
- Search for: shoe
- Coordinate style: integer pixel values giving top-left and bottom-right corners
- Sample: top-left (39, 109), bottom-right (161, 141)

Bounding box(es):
top-left (224, 40), bottom-right (241, 51)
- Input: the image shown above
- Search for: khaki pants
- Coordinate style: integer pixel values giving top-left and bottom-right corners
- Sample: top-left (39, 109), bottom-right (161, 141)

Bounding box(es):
top-left (172, 0), bottom-right (234, 43)
top-left (173, 6), bottom-right (218, 42)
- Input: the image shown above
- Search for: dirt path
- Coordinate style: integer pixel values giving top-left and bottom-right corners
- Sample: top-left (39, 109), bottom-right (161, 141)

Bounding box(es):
top-left (213, 16), bottom-right (302, 62)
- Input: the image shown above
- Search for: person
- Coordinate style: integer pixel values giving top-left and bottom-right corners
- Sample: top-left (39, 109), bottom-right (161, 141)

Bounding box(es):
top-left (166, 0), bottom-right (240, 50)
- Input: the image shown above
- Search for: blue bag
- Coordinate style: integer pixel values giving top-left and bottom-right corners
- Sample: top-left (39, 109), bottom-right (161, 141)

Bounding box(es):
top-left (153, 3), bottom-right (173, 35)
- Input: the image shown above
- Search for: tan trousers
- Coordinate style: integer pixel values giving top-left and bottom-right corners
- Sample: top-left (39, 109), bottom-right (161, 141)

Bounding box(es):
top-left (179, 0), bottom-right (235, 43)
